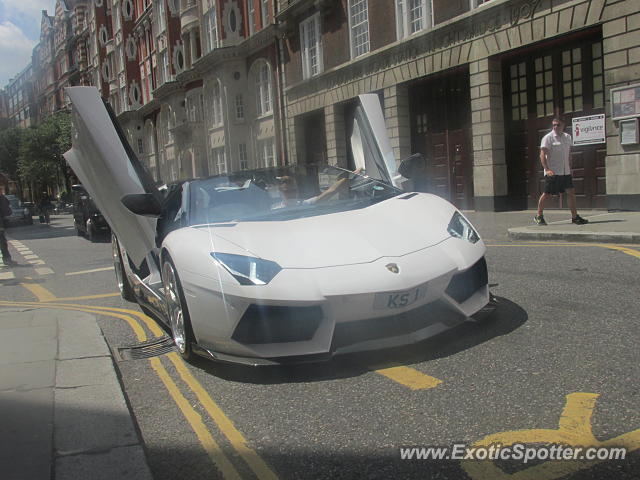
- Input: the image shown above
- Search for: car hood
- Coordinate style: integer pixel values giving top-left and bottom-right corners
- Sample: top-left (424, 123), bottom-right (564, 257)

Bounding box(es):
top-left (196, 193), bottom-right (456, 269)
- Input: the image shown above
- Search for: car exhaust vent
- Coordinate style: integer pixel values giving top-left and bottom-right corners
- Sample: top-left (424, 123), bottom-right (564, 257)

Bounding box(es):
top-left (116, 335), bottom-right (175, 360)
top-left (232, 305), bottom-right (323, 344)
top-left (398, 193), bottom-right (418, 200)
top-left (445, 257), bottom-right (488, 303)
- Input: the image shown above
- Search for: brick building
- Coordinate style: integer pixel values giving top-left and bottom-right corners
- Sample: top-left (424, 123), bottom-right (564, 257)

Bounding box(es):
top-left (279, 0), bottom-right (640, 211)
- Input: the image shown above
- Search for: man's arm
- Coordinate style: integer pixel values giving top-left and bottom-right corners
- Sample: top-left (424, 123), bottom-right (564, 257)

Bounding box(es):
top-left (540, 147), bottom-right (554, 176)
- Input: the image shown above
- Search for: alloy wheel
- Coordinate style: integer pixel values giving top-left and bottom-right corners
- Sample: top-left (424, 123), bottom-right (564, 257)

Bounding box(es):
top-left (162, 262), bottom-right (186, 354)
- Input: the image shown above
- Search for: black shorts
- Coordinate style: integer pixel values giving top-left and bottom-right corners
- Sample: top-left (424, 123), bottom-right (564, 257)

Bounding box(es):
top-left (544, 174), bottom-right (574, 194)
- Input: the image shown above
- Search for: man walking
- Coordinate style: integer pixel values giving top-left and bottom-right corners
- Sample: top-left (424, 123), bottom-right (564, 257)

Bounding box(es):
top-left (534, 117), bottom-right (589, 226)
top-left (0, 193), bottom-right (16, 266)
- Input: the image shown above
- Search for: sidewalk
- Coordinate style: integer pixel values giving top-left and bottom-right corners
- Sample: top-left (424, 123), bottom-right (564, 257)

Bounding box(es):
top-left (506, 211), bottom-right (640, 243)
top-left (0, 307), bottom-right (153, 480)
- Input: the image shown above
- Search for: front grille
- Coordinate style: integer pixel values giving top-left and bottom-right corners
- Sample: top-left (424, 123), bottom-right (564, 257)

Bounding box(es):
top-left (232, 305), bottom-right (323, 344)
top-left (445, 257), bottom-right (488, 303)
top-left (331, 300), bottom-right (464, 350)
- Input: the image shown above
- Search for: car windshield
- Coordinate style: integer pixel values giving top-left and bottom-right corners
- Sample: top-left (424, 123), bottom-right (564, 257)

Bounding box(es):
top-left (187, 164), bottom-right (402, 225)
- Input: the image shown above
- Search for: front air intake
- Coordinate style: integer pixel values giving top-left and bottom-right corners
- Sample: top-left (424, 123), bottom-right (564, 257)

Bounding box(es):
top-left (232, 305), bottom-right (323, 344)
top-left (445, 257), bottom-right (488, 303)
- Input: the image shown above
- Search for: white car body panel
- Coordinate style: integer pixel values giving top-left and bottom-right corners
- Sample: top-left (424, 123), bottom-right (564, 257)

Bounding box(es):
top-left (63, 87), bottom-right (157, 267)
top-left (194, 193), bottom-right (456, 269)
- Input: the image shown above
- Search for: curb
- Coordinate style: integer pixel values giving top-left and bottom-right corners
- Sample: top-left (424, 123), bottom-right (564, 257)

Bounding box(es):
top-left (507, 229), bottom-right (640, 244)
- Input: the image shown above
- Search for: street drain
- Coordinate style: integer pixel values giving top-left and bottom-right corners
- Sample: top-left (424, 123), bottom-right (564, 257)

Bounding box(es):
top-left (117, 336), bottom-right (175, 360)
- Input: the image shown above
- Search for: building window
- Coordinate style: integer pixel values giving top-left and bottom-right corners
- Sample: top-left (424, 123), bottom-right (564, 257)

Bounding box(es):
top-left (235, 94), bottom-right (244, 120)
top-left (204, 7), bottom-right (218, 53)
top-left (396, 0), bottom-right (430, 39)
top-left (509, 62), bottom-right (528, 121)
top-left (209, 147), bottom-right (227, 174)
top-left (300, 13), bottom-right (323, 79)
top-left (255, 62), bottom-right (272, 116)
top-left (212, 81), bottom-right (223, 126)
top-left (247, 0), bottom-right (256, 36)
top-left (592, 42), bottom-right (604, 109)
top-left (534, 55), bottom-right (553, 118)
top-left (260, 0), bottom-right (269, 27)
top-left (561, 47), bottom-right (583, 113)
top-left (238, 143), bottom-right (248, 169)
top-left (257, 138), bottom-right (275, 167)
top-left (123, 0), bottom-right (135, 20)
top-left (348, 0), bottom-right (369, 58)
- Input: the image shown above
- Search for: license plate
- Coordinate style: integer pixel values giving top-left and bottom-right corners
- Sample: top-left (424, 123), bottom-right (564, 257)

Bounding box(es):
top-left (373, 286), bottom-right (427, 310)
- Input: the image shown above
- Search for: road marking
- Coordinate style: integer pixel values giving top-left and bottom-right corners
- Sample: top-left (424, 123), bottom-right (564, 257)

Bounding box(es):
top-left (462, 392), bottom-right (640, 480)
top-left (375, 366), bottom-right (443, 390)
top-left (487, 243), bottom-right (640, 260)
top-left (0, 271), bottom-right (15, 280)
top-left (35, 267), bottom-right (54, 276)
top-left (28, 259), bottom-right (45, 265)
top-left (19, 250), bottom-right (33, 255)
top-left (56, 292), bottom-right (122, 301)
top-left (150, 357), bottom-right (242, 480)
top-left (20, 283), bottom-right (57, 302)
top-left (23, 254), bottom-right (38, 259)
top-left (0, 300), bottom-right (274, 480)
top-left (168, 353), bottom-right (279, 480)
top-left (65, 266), bottom-right (115, 276)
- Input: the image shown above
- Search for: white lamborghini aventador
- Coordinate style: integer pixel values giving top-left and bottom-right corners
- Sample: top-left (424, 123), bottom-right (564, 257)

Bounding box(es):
top-left (64, 87), bottom-right (493, 365)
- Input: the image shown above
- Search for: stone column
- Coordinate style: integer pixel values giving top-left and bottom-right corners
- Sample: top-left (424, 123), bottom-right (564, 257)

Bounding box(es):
top-left (469, 58), bottom-right (508, 211)
top-left (189, 29), bottom-right (197, 68)
top-left (383, 85), bottom-right (411, 164)
top-left (602, 4), bottom-right (640, 210)
top-left (324, 103), bottom-right (347, 168)
top-left (287, 114), bottom-right (307, 165)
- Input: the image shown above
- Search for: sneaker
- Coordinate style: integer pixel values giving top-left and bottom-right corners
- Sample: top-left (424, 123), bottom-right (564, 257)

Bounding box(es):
top-left (534, 214), bottom-right (547, 226)
top-left (572, 215), bottom-right (589, 225)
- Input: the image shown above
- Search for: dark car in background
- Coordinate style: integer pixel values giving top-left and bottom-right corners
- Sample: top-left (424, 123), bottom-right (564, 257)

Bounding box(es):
top-left (5, 195), bottom-right (33, 226)
top-left (71, 184), bottom-right (110, 241)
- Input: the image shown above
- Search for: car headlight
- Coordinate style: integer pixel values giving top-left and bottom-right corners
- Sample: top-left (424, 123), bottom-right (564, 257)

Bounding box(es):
top-left (447, 211), bottom-right (480, 243)
top-left (211, 253), bottom-right (282, 285)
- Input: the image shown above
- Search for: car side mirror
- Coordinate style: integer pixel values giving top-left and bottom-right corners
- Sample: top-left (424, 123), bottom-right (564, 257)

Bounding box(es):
top-left (398, 153), bottom-right (426, 179)
top-left (121, 193), bottom-right (162, 217)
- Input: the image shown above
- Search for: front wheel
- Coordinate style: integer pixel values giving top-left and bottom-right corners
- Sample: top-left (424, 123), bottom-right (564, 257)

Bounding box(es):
top-left (112, 235), bottom-right (135, 302)
top-left (162, 257), bottom-right (195, 360)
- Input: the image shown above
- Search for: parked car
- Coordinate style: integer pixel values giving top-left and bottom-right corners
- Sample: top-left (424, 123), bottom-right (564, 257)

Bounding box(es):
top-left (4, 195), bottom-right (33, 226)
top-left (64, 86), bottom-right (495, 365)
top-left (71, 184), bottom-right (111, 241)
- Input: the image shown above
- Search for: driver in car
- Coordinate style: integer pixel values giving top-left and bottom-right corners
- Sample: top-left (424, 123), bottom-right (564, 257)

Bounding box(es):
top-left (272, 169), bottom-right (362, 209)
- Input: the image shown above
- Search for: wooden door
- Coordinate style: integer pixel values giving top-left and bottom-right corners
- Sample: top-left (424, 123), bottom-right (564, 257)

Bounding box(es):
top-left (410, 69), bottom-right (473, 209)
top-left (504, 33), bottom-right (606, 209)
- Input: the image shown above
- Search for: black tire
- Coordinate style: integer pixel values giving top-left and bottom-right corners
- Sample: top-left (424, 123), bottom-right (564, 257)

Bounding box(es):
top-left (112, 235), bottom-right (136, 302)
top-left (162, 256), bottom-right (195, 361)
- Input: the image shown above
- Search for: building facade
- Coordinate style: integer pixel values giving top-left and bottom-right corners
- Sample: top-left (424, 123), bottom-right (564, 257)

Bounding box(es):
top-left (3, 66), bottom-right (36, 128)
top-left (5, 0), bottom-right (640, 210)
top-left (98, 0), bottom-right (282, 185)
top-left (279, 0), bottom-right (640, 211)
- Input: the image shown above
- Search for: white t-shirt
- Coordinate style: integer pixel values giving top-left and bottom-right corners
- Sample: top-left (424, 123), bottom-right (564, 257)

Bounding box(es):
top-left (540, 131), bottom-right (572, 176)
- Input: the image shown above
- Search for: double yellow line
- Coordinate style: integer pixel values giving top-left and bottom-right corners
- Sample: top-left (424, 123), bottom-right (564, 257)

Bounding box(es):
top-left (1, 294), bottom-right (277, 480)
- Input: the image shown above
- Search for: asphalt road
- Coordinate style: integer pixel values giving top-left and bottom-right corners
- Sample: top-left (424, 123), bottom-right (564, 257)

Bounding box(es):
top-left (1, 213), bottom-right (639, 480)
